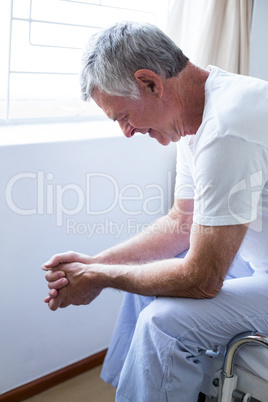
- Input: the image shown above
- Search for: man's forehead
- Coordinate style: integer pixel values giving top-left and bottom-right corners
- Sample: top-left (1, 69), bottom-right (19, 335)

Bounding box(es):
top-left (92, 89), bottom-right (130, 121)
top-left (92, 88), bottom-right (110, 107)
top-left (92, 90), bottom-right (114, 118)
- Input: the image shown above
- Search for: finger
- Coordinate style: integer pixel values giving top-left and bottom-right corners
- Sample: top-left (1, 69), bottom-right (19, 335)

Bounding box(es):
top-left (44, 296), bottom-right (51, 303)
top-left (48, 296), bottom-right (62, 311)
top-left (48, 277), bottom-right (68, 290)
top-left (41, 251), bottom-right (93, 271)
top-left (48, 288), bottom-right (58, 298)
top-left (45, 270), bottom-right (66, 282)
top-left (41, 251), bottom-right (85, 270)
top-left (41, 253), bottom-right (70, 270)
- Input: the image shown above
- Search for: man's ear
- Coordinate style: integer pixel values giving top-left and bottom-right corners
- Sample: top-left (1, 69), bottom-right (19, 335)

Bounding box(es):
top-left (134, 69), bottom-right (164, 97)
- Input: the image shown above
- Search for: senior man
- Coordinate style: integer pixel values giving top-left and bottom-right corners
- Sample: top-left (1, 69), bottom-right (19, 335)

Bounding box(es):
top-left (42, 22), bottom-right (268, 401)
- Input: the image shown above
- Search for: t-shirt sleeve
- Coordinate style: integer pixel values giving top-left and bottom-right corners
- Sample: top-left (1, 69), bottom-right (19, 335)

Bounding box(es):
top-left (174, 141), bottom-right (195, 199)
top-left (193, 134), bottom-right (267, 226)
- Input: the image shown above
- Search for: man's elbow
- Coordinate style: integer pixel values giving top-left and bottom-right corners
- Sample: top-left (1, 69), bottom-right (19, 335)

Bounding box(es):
top-left (194, 277), bottom-right (224, 299)
top-left (182, 271), bottom-right (224, 299)
top-left (198, 286), bottom-right (222, 299)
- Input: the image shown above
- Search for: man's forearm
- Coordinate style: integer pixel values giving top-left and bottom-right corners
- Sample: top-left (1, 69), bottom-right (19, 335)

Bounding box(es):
top-left (44, 209), bottom-right (247, 309)
top-left (89, 257), bottom-right (213, 300)
top-left (94, 211), bottom-right (192, 265)
top-left (94, 258), bottom-right (188, 296)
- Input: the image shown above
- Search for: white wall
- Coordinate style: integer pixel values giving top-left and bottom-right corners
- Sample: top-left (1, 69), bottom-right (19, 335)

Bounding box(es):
top-left (0, 121), bottom-right (176, 394)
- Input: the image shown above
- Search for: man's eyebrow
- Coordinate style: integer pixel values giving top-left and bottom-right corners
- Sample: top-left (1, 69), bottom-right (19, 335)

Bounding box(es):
top-left (111, 113), bottom-right (124, 122)
top-left (105, 113), bottom-right (116, 122)
top-left (111, 111), bottom-right (127, 122)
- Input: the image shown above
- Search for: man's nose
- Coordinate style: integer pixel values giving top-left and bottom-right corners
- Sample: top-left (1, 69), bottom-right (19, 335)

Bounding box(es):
top-left (118, 120), bottom-right (135, 138)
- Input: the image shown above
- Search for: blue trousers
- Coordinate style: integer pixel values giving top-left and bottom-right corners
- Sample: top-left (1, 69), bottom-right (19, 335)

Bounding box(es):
top-left (101, 254), bottom-right (268, 401)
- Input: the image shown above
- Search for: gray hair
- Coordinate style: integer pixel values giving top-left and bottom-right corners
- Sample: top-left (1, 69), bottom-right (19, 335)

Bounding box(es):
top-left (80, 21), bottom-right (189, 101)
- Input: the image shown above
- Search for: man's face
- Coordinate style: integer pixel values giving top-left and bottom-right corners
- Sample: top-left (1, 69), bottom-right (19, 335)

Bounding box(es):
top-left (92, 89), bottom-right (177, 146)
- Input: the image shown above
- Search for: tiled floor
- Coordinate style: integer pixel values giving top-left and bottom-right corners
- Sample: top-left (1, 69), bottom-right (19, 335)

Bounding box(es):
top-left (24, 365), bottom-right (116, 402)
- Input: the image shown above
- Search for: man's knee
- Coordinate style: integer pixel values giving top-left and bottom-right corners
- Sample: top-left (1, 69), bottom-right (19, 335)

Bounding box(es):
top-left (137, 297), bottom-right (189, 338)
top-left (136, 296), bottom-right (217, 350)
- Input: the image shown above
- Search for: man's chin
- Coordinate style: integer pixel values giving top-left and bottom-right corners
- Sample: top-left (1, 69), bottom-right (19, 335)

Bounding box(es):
top-left (159, 138), bottom-right (171, 146)
top-left (149, 130), bottom-right (170, 146)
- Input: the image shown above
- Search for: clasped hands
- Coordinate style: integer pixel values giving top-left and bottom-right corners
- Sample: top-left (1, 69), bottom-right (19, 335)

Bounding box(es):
top-left (41, 251), bottom-right (103, 311)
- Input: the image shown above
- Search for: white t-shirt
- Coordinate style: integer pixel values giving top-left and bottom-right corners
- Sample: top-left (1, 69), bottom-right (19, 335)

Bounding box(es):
top-left (174, 66), bottom-right (268, 272)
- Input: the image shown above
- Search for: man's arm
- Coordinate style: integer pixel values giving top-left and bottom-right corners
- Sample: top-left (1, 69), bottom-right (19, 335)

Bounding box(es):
top-left (42, 198), bottom-right (193, 304)
top-left (43, 217), bottom-right (248, 310)
top-left (79, 223), bottom-right (248, 299)
top-left (43, 198), bottom-right (193, 270)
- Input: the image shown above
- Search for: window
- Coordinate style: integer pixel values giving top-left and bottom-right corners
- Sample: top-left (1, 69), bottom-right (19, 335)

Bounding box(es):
top-left (0, 0), bottom-right (168, 125)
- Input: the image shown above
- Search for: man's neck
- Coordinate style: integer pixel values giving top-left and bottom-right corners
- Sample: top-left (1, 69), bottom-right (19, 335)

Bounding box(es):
top-left (170, 62), bottom-right (210, 135)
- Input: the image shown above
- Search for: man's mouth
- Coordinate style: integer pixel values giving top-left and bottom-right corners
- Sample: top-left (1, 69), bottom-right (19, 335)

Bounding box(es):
top-left (130, 128), bottom-right (152, 137)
